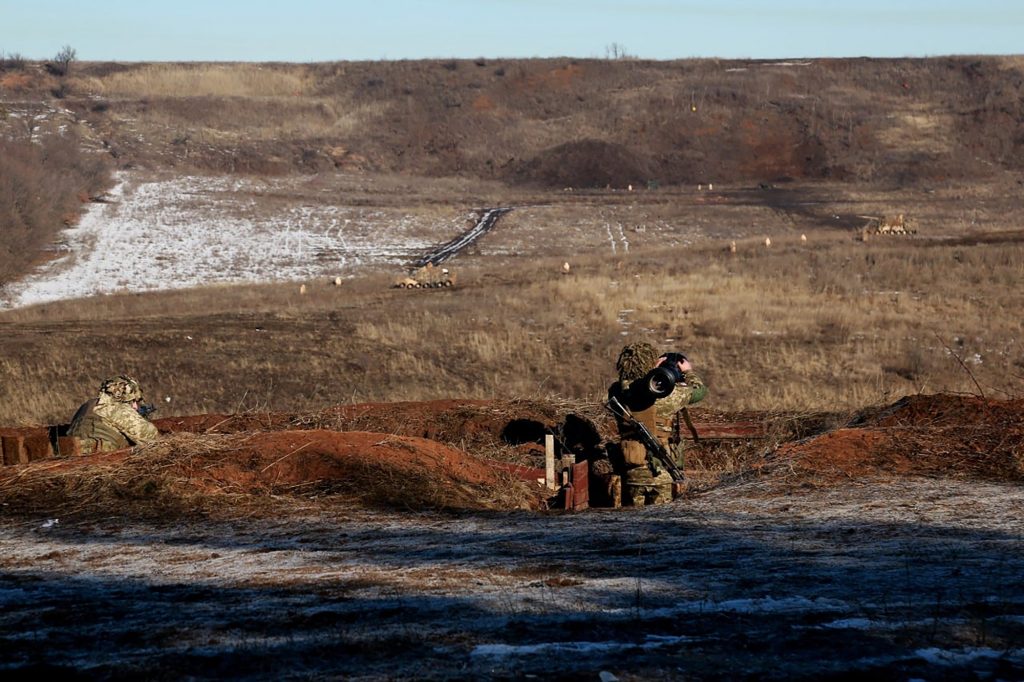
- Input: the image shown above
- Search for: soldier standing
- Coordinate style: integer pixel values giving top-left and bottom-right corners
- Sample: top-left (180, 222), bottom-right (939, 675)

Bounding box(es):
top-left (607, 343), bottom-right (707, 505)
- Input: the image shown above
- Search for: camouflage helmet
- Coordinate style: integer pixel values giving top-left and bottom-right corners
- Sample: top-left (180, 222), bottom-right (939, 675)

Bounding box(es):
top-left (616, 342), bottom-right (657, 382)
top-left (100, 375), bottom-right (143, 403)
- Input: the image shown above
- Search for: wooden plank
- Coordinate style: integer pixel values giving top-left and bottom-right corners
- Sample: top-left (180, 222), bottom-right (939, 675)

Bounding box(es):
top-left (56, 437), bottom-right (82, 457)
top-left (560, 454), bottom-right (575, 486)
top-left (2, 436), bottom-right (26, 466)
top-left (544, 434), bottom-right (556, 490)
top-left (23, 434), bottom-right (53, 461)
top-left (689, 422), bottom-right (769, 439)
top-left (571, 461), bottom-right (589, 510)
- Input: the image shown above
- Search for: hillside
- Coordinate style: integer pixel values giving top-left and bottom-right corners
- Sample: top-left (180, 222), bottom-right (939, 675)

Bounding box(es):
top-left (2, 55), bottom-right (1023, 421)
top-left (4, 56), bottom-right (1024, 187)
top-left (2, 55), bottom-right (1024, 680)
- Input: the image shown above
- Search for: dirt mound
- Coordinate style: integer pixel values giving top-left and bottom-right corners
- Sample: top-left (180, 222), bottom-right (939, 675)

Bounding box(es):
top-left (767, 394), bottom-right (1024, 486)
top-left (156, 398), bottom-right (602, 453)
top-left (5, 394), bottom-right (1019, 516)
top-left (0, 429), bottom-right (539, 518)
top-left (509, 139), bottom-right (654, 188)
top-left (850, 393), bottom-right (1024, 430)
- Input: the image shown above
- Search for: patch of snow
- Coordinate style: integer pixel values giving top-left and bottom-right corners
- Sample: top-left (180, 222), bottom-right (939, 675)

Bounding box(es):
top-left (914, 647), bottom-right (1007, 666)
top-left (471, 634), bottom-right (693, 658)
top-left (1, 172), bottom-right (445, 309)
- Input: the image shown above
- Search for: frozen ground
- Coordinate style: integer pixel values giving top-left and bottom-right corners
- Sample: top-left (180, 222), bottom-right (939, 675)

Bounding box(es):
top-left (0, 171), bottom-right (721, 310)
top-left (2, 478), bottom-right (1022, 679)
top-left (0, 172), bottom-right (455, 309)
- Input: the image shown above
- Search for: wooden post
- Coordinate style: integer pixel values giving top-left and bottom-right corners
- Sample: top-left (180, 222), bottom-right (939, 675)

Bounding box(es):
top-left (560, 454), bottom-right (575, 486)
top-left (571, 460), bottom-right (589, 510)
top-left (544, 434), bottom-right (556, 490)
top-left (23, 434), bottom-right (53, 461)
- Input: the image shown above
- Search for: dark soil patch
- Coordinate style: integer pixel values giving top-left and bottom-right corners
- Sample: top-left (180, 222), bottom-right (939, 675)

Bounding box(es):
top-left (509, 138), bottom-right (654, 188)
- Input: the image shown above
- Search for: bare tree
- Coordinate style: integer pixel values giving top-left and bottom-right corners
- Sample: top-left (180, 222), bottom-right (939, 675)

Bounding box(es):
top-left (605, 43), bottom-right (633, 60)
top-left (52, 44), bottom-right (77, 76)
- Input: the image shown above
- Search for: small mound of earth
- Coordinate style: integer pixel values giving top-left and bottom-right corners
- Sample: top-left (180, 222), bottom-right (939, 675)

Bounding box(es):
top-left (0, 429), bottom-right (540, 517)
top-left (509, 139), bottom-right (654, 188)
top-left (156, 398), bottom-right (603, 452)
top-left (850, 393), bottom-right (1024, 430)
top-left (191, 429), bottom-right (501, 492)
top-left (766, 394), bottom-right (1024, 486)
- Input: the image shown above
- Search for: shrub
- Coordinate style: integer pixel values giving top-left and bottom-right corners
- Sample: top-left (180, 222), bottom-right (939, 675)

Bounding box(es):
top-left (51, 44), bottom-right (77, 76)
top-left (0, 52), bottom-right (27, 71)
top-left (0, 134), bottom-right (111, 285)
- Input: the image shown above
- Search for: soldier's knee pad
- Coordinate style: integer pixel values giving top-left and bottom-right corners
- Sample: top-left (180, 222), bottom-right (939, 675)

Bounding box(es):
top-left (621, 440), bottom-right (647, 467)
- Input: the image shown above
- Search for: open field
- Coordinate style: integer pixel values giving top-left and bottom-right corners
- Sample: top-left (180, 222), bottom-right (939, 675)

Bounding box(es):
top-left (1, 170), bottom-right (1021, 680)
top-left (0, 170), bottom-right (1021, 424)
top-left (1, 56), bottom-right (1023, 679)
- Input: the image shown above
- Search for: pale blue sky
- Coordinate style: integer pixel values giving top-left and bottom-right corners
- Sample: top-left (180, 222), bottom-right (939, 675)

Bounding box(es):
top-left (2, 0), bottom-right (1021, 62)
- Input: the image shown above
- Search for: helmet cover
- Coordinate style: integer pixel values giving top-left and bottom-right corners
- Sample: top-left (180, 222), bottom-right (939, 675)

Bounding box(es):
top-left (100, 375), bottom-right (143, 403)
top-left (616, 342), bottom-right (657, 383)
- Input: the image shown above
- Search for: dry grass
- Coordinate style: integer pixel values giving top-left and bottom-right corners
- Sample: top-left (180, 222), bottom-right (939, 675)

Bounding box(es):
top-left (40, 56), bottom-right (1022, 181)
top-left (1, 233), bottom-right (1021, 427)
top-left (81, 63), bottom-right (316, 98)
top-left (2, 56), bottom-right (1022, 424)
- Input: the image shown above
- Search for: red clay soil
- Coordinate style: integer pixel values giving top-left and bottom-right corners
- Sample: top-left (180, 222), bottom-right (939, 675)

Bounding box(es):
top-left (183, 429), bottom-right (501, 494)
top-left (4, 394), bottom-right (1020, 514)
top-left (851, 394), bottom-right (1024, 430)
top-left (0, 429), bottom-right (536, 514)
top-left (768, 394), bottom-right (1024, 485)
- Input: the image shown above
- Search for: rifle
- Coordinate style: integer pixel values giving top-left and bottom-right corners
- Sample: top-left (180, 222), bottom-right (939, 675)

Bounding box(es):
top-left (605, 396), bottom-right (685, 482)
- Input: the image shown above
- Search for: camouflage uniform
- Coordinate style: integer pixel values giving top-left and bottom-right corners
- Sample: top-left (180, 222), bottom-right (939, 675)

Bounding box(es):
top-left (68, 376), bottom-right (159, 454)
top-left (608, 343), bottom-right (708, 506)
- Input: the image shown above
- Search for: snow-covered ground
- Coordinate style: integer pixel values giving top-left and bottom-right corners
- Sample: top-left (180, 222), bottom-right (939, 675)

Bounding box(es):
top-left (0, 173), bottom-right (452, 309)
top-left (1, 479), bottom-right (1021, 679)
top-left (0, 171), bottom-right (719, 310)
